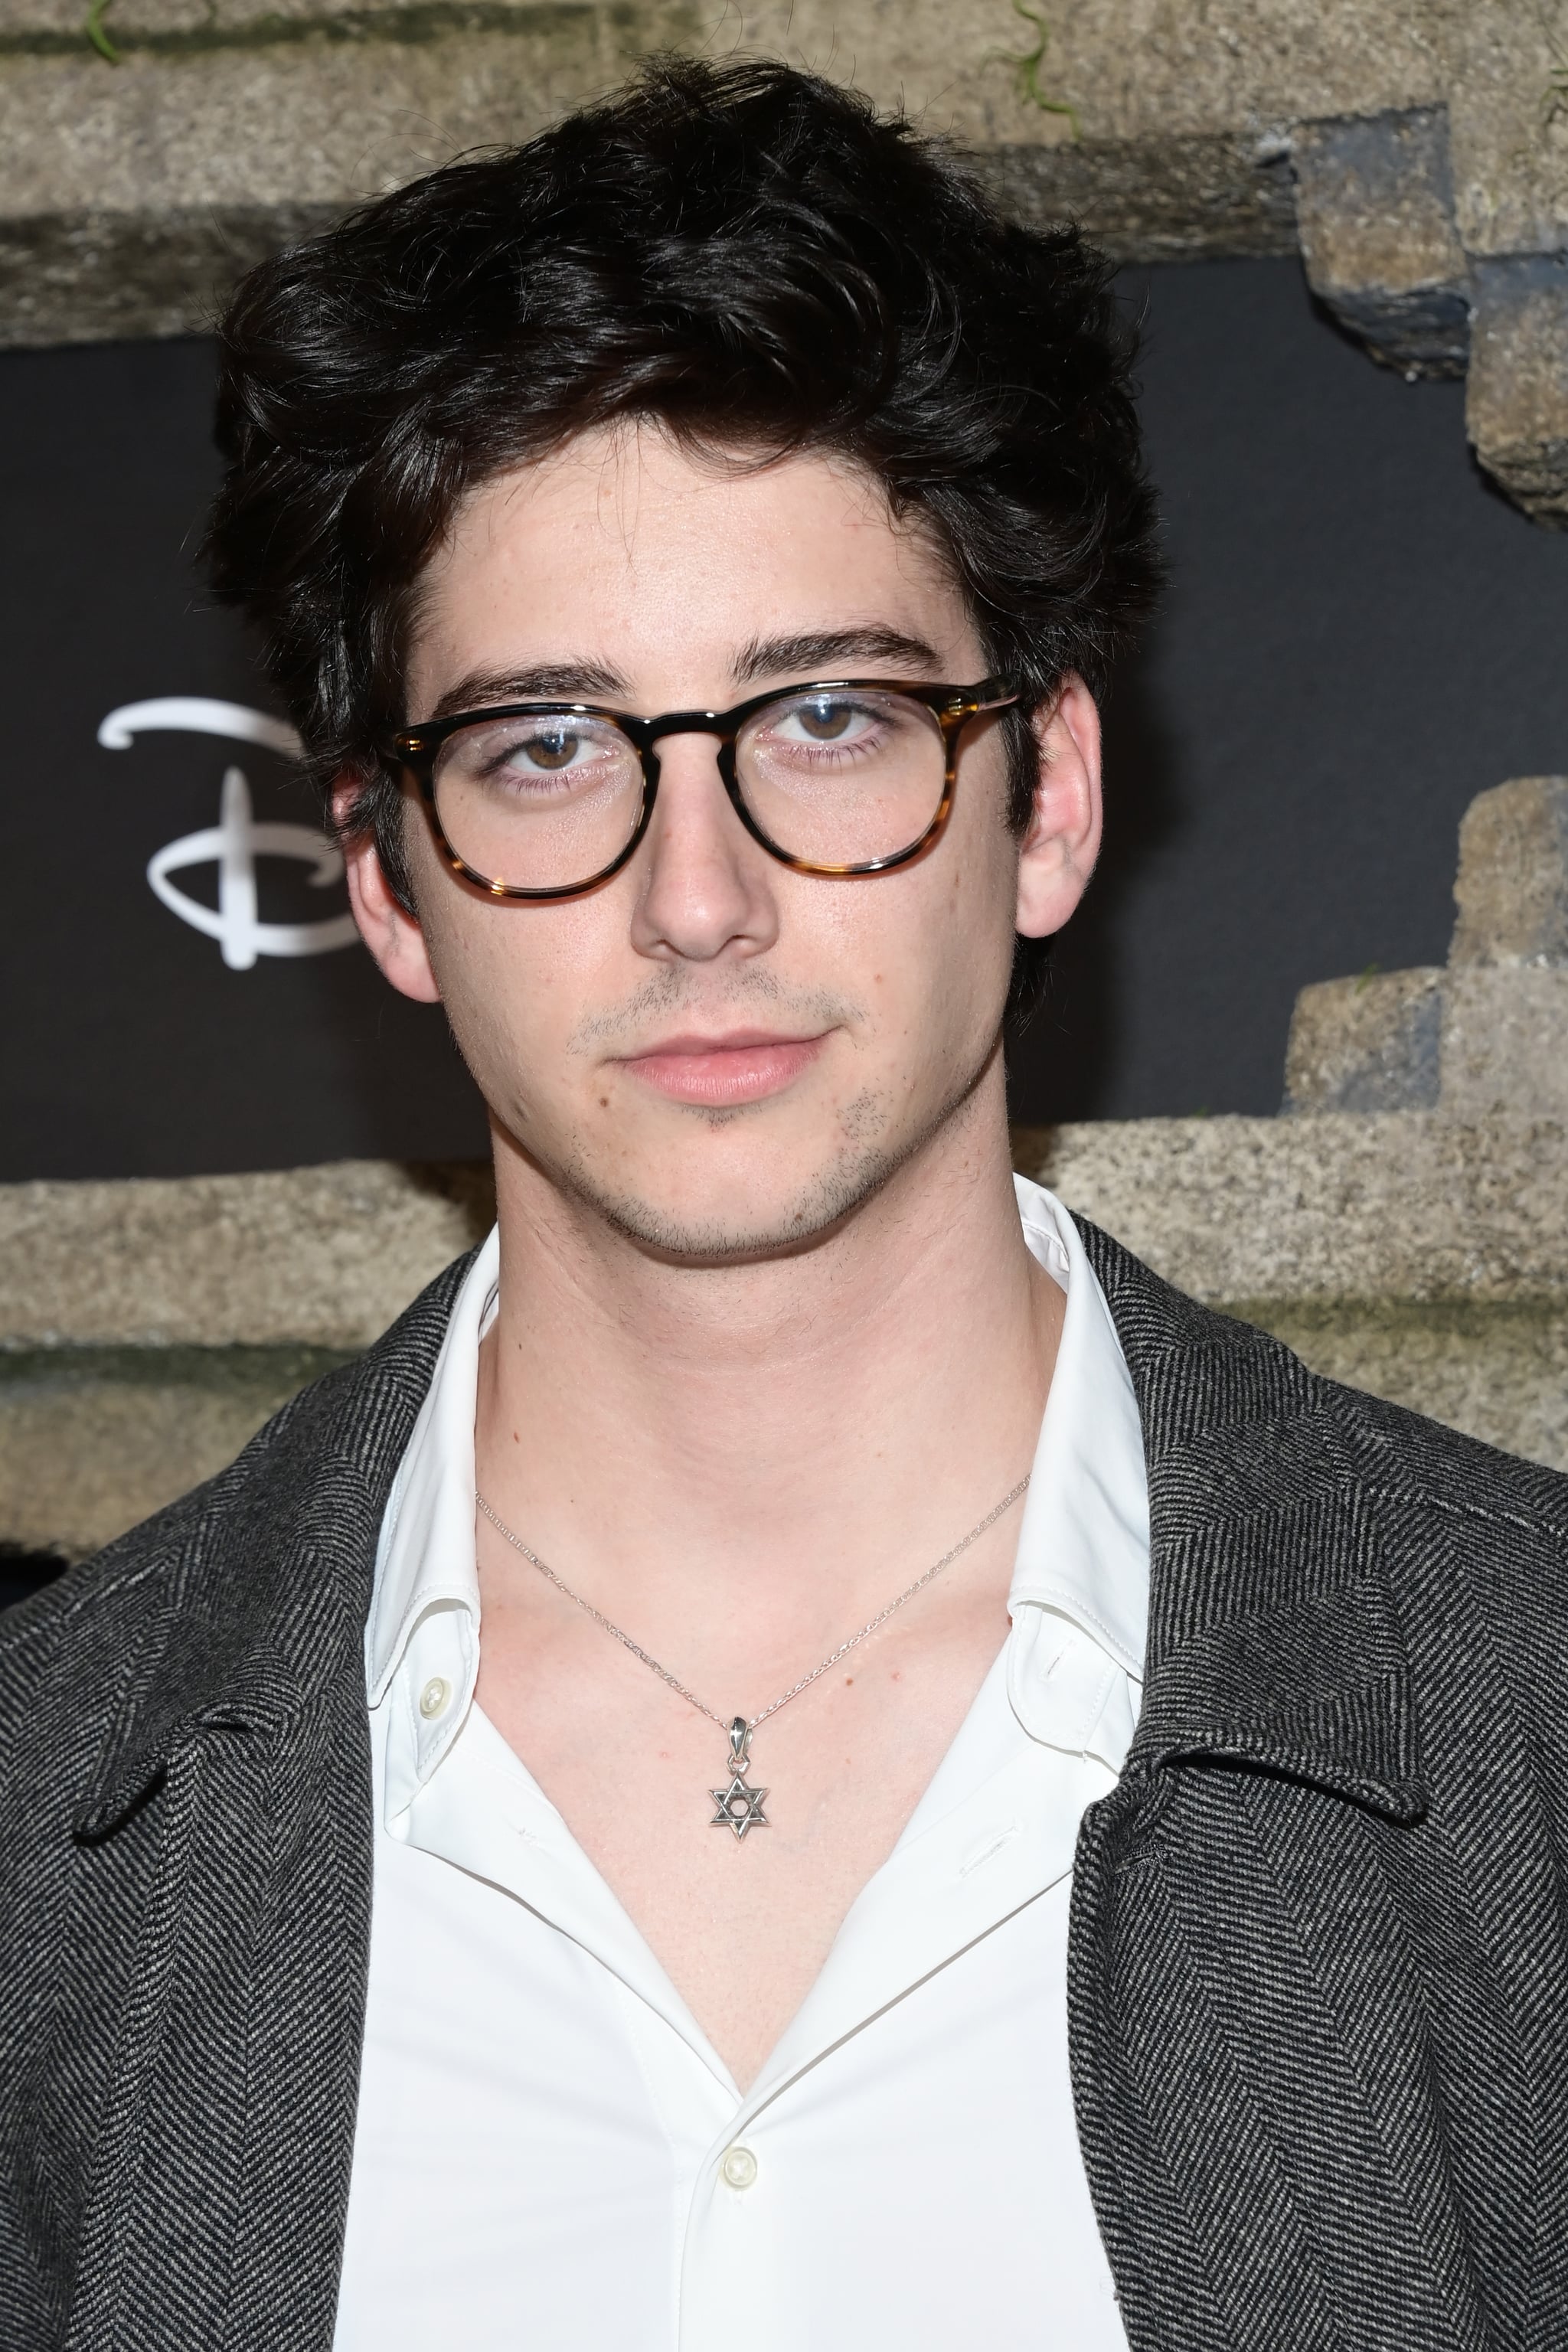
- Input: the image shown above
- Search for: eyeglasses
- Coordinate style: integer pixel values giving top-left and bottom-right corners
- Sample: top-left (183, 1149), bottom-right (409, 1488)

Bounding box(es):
top-left (385, 677), bottom-right (1019, 900)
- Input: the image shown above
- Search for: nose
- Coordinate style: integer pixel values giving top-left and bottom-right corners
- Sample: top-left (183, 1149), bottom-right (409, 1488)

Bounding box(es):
top-left (627, 731), bottom-right (779, 966)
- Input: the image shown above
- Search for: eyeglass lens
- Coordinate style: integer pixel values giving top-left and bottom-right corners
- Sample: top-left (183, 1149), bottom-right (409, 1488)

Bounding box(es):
top-left (429, 688), bottom-right (951, 890)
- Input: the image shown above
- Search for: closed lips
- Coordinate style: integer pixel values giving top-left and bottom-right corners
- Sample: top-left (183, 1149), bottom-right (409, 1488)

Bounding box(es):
top-left (619, 1031), bottom-right (829, 1104)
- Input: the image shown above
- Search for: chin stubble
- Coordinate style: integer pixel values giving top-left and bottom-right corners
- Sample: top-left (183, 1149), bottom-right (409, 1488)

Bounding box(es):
top-left (557, 1047), bottom-right (999, 1266)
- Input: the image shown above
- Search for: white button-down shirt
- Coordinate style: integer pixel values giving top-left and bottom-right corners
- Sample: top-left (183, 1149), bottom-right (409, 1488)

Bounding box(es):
top-left (335, 1178), bottom-right (1149, 2350)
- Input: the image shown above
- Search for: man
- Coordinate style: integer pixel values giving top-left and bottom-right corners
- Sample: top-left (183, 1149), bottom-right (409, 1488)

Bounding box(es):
top-left (3, 57), bottom-right (1566, 2352)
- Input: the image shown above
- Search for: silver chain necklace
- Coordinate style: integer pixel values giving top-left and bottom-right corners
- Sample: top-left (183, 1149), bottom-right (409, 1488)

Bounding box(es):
top-left (475, 1475), bottom-right (1031, 1840)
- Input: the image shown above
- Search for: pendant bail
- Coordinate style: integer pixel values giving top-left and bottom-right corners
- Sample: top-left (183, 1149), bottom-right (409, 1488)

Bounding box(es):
top-left (728, 1717), bottom-right (752, 1769)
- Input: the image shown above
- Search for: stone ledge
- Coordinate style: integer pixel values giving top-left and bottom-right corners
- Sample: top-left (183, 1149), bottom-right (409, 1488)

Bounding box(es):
top-left (0, 1158), bottom-right (494, 1350)
top-left (1284, 969), bottom-right (1443, 1114)
top-left (980, 136), bottom-right (1298, 263)
top-left (1017, 1115), bottom-right (1568, 1308)
top-left (1284, 779), bottom-right (1568, 1119)
top-left (1292, 107), bottom-right (1468, 376)
top-left (0, 1344), bottom-right (352, 1557)
top-left (0, 203), bottom-right (346, 345)
top-left (1467, 256), bottom-right (1568, 527)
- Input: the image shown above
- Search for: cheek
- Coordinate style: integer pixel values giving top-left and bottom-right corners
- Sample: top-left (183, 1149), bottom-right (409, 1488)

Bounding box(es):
top-left (414, 882), bottom-right (583, 1094)
top-left (922, 797), bottom-right (1020, 1013)
top-left (841, 862), bottom-right (1014, 1070)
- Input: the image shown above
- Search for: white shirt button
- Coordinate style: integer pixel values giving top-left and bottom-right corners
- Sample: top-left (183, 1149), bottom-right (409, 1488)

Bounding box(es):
top-left (418, 1676), bottom-right (452, 1720)
top-left (720, 2145), bottom-right (759, 2190)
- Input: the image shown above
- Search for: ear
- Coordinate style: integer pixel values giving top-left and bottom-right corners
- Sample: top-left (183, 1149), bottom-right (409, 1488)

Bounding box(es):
top-left (333, 778), bottom-right (443, 1005)
top-left (1014, 676), bottom-right (1103, 940)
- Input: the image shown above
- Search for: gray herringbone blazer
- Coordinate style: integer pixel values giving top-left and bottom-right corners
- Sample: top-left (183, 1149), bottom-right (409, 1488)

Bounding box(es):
top-left (2, 1221), bottom-right (1566, 2350)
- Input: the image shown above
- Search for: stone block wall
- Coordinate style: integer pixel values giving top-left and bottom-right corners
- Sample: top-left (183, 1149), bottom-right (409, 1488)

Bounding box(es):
top-left (2, 0), bottom-right (1566, 521)
top-left (1285, 777), bottom-right (1568, 1119)
top-left (0, 1161), bottom-right (492, 1555)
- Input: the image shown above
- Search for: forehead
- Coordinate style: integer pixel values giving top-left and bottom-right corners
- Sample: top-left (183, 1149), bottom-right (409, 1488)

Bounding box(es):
top-left (407, 425), bottom-right (973, 696)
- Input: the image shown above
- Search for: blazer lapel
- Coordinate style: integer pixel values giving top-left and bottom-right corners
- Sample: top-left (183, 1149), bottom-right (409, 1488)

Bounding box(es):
top-left (64, 1257), bottom-right (470, 2352)
top-left (1068, 1220), bottom-right (1502, 2352)
top-left (1078, 1214), bottom-right (1423, 1813)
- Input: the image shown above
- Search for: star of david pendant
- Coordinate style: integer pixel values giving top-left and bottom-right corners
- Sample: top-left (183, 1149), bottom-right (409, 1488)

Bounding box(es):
top-left (710, 1717), bottom-right (769, 1841)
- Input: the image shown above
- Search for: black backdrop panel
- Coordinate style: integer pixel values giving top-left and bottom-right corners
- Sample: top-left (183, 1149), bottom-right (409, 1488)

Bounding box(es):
top-left (1021, 260), bottom-right (1568, 1121)
top-left (2, 261), bottom-right (1566, 1178)
top-left (0, 337), bottom-right (488, 1181)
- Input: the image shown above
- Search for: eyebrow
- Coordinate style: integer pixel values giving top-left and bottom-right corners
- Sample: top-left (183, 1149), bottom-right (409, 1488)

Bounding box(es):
top-left (419, 625), bottom-right (946, 724)
top-left (730, 626), bottom-right (944, 684)
top-left (423, 662), bottom-right (629, 723)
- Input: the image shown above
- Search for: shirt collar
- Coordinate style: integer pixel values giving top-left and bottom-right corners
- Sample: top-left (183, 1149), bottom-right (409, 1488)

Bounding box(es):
top-left (365, 1180), bottom-right (1151, 1775)
top-left (364, 1225), bottom-right (496, 1711)
top-left (1008, 1177), bottom-right (1148, 1674)
top-left (1004, 1176), bottom-right (1150, 1763)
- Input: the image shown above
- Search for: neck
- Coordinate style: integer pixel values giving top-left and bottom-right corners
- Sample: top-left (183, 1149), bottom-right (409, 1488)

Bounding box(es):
top-left (475, 1063), bottom-right (1060, 1622)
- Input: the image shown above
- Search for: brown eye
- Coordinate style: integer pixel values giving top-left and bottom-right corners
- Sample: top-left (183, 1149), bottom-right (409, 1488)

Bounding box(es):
top-left (795, 699), bottom-right (854, 741)
top-left (524, 729), bottom-right (580, 769)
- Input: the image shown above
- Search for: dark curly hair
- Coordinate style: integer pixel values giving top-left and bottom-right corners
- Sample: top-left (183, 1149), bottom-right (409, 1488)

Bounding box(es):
top-left (207, 56), bottom-right (1160, 1017)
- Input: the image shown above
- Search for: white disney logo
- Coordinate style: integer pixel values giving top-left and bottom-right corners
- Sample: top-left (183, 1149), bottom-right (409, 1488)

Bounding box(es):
top-left (98, 697), bottom-right (360, 971)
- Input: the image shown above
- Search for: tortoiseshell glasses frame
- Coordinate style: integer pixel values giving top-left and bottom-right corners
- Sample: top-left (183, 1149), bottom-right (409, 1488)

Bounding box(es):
top-left (384, 675), bottom-right (1021, 901)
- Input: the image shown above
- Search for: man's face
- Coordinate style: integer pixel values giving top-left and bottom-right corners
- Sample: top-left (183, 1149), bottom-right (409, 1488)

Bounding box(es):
top-left (350, 426), bottom-right (1099, 1259)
